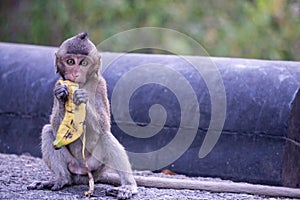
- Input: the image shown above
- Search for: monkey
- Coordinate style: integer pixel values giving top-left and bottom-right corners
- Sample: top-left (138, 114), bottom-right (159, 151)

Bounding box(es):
top-left (27, 32), bottom-right (138, 199)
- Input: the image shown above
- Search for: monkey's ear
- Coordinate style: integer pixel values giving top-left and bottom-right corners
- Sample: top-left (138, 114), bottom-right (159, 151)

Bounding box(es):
top-left (98, 53), bottom-right (102, 75)
top-left (55, 52), bottom-right (59, 73)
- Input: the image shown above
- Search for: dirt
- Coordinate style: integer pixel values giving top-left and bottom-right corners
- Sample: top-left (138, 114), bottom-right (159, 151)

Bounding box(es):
top-left (0, 153), bottom-right (297, 200)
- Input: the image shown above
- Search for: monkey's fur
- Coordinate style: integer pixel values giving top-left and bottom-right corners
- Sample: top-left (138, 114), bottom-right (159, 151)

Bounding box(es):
top-left (28, 32), bottom-right (137, 199)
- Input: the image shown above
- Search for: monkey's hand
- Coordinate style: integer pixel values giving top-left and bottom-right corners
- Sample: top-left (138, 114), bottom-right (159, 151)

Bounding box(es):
top-left (54, 84), bottom-right (69, 103)
top-left (73, 89), bottom-right (89, 105)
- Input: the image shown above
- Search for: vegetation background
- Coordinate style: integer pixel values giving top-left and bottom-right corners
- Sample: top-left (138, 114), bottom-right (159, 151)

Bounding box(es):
top-left (0, 0), bottom-right (299, 61)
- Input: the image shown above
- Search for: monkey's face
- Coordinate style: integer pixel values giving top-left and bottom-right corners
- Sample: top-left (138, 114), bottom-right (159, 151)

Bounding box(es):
top-left (58, 54), bottom-right (94, 83)
top-left (55, 32), bottom-right (100, 84)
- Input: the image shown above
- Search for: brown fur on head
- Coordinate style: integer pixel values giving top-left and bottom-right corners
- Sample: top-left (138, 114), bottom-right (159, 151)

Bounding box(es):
top-left (55, 32), bottom-right (101, 81)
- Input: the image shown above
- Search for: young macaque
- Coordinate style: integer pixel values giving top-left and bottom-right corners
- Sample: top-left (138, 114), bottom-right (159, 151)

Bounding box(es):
top-left (28, 32), bottom-right (137, 199)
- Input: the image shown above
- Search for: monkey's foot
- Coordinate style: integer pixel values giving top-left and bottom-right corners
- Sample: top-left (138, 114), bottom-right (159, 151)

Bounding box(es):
top-left (106, 185), bottom-right (138, 200)
top-left (27, 180), bottom-right (69, 191)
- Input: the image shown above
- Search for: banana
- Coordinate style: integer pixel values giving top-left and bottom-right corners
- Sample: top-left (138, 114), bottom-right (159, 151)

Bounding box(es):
top-left (53, 80), bottom-right (93, 196)
top-left (53, 80), bottom-right (86, 149)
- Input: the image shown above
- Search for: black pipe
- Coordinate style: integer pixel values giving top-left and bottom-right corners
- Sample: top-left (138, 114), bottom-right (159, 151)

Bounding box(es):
top-left (0, 42), bottom-right (299, 188)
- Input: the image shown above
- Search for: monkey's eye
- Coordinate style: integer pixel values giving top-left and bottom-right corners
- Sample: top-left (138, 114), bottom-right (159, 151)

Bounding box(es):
top-left (80, 59), bottom-right (89, 66)
top-left (66, 59), bottom-right (75, 65)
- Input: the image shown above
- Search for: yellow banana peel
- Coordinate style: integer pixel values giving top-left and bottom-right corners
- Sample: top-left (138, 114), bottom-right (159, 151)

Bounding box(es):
top-left (52, 80), bottom-right (93, 196)
top-left (53, 80), bottom-right (86, 149)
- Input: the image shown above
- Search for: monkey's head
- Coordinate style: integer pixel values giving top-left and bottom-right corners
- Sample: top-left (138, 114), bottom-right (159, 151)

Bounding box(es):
top-left (55, 32), bottom-right (101, 84)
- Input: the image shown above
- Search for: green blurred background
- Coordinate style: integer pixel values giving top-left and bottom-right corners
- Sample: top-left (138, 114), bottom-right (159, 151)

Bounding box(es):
top-left (0, 0), bottom-right (299, 60)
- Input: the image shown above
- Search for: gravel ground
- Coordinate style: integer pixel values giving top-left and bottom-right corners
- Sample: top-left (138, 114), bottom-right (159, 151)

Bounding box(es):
top-left (0, 153), bottom-right (298, 200)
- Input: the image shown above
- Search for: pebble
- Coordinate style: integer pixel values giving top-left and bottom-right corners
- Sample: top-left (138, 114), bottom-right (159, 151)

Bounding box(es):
top-left (0, 153), bottom-right (298, 200)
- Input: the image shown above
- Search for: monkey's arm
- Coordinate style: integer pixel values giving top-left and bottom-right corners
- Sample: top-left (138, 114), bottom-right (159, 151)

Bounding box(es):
top-left (94, 77), bottom-right (111, 132)
top-left (50, 83), bottom-right (69, 135)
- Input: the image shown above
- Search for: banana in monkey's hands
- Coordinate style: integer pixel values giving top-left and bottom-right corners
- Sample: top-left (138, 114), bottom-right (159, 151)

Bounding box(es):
top-left (53, 80), bottom-right (86, 149)
top-left (53, 80), bottom-right (94, 196)
top-left (53, 80), bottom-right (94, 197)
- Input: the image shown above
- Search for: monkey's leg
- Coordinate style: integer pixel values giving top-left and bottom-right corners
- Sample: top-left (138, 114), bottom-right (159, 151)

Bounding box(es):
top-left (28, 124), bottom-right (73, 191)
top-left (93, 132), bottom-right (138, 199)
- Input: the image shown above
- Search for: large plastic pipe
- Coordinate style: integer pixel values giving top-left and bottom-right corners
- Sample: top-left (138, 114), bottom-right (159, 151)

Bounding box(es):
top-left (0, 42), bottom-right (299, 187)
